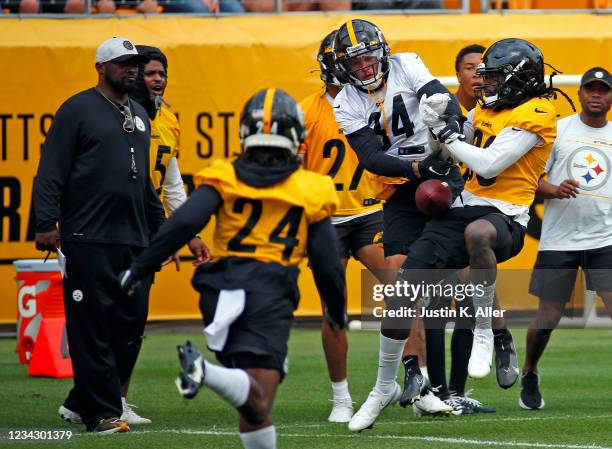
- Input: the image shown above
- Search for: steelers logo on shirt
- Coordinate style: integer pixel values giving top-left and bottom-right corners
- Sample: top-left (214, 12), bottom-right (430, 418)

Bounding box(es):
top-left (566, 146), bottom-right (610, 191)
top-left (135, 116), bottom-right (146, 132)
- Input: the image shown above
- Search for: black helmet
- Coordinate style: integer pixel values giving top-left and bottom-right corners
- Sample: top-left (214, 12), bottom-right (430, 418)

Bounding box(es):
top-left (317, 30), bottom-right (349, 86)
top-left (239, 88), bottom-right (306, 154)
top-left (476, 38), bottom-right (545, 110)
top-left (334, 19), bottom-right (390, 90)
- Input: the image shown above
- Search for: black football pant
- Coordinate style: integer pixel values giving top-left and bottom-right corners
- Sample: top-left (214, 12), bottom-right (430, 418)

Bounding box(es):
top-left (61, 242), bottom-right (152, 430)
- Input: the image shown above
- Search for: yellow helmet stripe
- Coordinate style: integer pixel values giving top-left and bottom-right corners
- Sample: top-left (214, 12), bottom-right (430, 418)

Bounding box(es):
top-left (262, 88), bottom-right (276, 134)
top-left (346, 20), bottom-right (358, 47)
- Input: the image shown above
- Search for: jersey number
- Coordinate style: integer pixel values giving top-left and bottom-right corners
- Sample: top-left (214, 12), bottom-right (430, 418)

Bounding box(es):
top-left (227, 198), bottom-right (304, 261)
top-left (154, 145), bottom-right (172, 195)
top-left (322, 139), bottom-right (364, 191)
top-left (464, 130), bottom-right (497, 186)
top-left (367, 94), bottom-right (415, 152)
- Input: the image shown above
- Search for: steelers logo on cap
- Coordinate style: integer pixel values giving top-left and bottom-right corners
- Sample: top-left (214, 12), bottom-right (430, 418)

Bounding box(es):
top-left (595, 71), bottom-right (604, 79)
top-left (123, 40), bottom-right (134, 50)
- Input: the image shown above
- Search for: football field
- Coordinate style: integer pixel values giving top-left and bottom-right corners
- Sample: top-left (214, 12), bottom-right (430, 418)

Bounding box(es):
top-left (1, 328), bottom-right (612, 448)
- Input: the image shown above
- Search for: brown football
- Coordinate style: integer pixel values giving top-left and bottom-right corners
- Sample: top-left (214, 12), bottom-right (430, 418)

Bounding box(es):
top-left (415, 179), bottom-right (452, 217)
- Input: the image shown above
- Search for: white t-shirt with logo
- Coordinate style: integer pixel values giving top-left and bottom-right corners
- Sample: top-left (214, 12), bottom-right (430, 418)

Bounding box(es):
top-left (539, 114), bottom-right (612, 251)
top-left (333, 53), bottom-right (435, 162)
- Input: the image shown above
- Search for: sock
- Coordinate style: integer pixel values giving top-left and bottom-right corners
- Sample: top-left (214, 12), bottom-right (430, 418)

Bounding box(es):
top-left (203, 360), bottom-right (250, 407)
top-left (331, 379), bottom-right (351, 401)
top-left (240, 425), bottom-right (276, 449)
top-left (420, 366), bottom-right (430, 387)
top-left (494, 327), bottom-right (509, 339)
top-left (425, 328), bottom-right (447, 395)
top-left (449, 327), bottom-right (472, 396)
top-left (473, 283), bottom-right (496, 330)
top-left (374, 334), bottom-right (407, 395)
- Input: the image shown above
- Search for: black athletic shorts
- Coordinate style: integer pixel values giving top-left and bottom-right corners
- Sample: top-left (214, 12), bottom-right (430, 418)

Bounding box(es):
top-left (405, 205), bottom-right (526, 270)
top-left (334, 210), bottom-right (383, 259)
top-left (199, 284), bottom-right (297, 380)
top-left (381, 165), bottom-right (465, 258)
top-left (529, 245), bottom-right (612, 302)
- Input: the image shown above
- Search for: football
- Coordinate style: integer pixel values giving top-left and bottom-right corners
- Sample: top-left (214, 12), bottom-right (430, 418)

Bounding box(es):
top-left (415, 179), bottom-right (452, 217)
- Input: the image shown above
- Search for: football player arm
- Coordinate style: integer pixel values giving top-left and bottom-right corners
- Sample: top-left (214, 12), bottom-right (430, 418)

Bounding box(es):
top-left (307, 218), bottom-right (347, 330)
top-left (129, 184), bottom-right (221, 279)
top-left (444, 127), bottom-right (541, 179)
top-left (161, 156), bottom-right (188, 214)
top-left (345, 127), bottom-right (415, 178)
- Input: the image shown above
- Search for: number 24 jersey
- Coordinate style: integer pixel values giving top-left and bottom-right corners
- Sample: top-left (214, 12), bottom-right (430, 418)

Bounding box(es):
top-left (195, 159), bottom-right (339, 266)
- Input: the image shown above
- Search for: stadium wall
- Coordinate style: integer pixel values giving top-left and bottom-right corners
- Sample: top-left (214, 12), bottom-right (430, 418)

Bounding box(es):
top-left (0, 14), bottom-right (610, 323)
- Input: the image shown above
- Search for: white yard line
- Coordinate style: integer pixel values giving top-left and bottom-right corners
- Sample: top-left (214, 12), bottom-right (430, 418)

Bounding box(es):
top-left (107, 428), bottom-right (612, 449)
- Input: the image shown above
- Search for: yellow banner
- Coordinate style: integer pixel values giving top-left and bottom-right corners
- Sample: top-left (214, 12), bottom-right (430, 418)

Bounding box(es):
top-left (1, 14), bottom-right (610, 323)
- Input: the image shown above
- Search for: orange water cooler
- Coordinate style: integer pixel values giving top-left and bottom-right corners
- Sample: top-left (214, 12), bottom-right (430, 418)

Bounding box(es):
top-left (13, 259), bottom-right (73, 378)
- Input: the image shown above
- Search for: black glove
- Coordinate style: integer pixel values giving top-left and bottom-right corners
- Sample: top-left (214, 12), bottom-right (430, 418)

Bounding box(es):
top-left (432, 114), bottom-right (465, 144)
top-left (418, 154), bottom-right (453, 179)
top-left (323, 303), bottom-right (348, 331)
top-left (118, 269), bottom-right (140, 296)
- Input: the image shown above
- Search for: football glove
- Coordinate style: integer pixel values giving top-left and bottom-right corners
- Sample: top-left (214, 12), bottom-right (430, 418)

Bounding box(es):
top-left (432, 115), bottom-right (465, 144)
top-left (118, 269), bottom-right (140, 297)
top-left (418, 154), bottom-right (453, 179)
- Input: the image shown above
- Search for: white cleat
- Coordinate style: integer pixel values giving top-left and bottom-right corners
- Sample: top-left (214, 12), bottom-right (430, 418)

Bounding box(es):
top-left (120, 398), bottom-right (152, 425)
top-left (348, 383), bottom-right (401, 432)
top-left (58, 405), bottom-right (82, 424)
top-left (412, 387), bottom-right (454, 417)
top-left (328, 397), bottom-right (354, 423)
top-left (468, 328), bottom-right (494, 379)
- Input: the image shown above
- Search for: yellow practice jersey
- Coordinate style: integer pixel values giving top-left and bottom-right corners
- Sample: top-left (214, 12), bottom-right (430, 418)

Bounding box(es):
top-left (149, 105), bottom-right (180, 195)
top-left (455, 93), bottom-right (470, 177)
top-left (299, 90), bottom-right (391, 215)
top-left (195, 159), bottom-right (339, 266)
top-left (465, 97), bottom-right (557, 206)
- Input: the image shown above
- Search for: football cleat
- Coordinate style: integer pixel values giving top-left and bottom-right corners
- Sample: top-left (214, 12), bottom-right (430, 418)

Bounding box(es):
top-left (442, 394), bottom-right (466, 416)
top-left (399, 359), bottom-right (424, 407)
top-left (494, 329), bottom-right (520, 389)
top-left (348, 382), bottom-right (401, 432)
top-left (175, 341), bottom-right (205, 400)
top-left (458, 390), bottom-right (496, 414)
top-left (328, 397), bottom-right (354, 423)
top-left (468, 328), bottom-right (494, 379)
top-left (519, 372), bottom-right (545, 410)
top-left (412, 387), bottom-right (453, 417)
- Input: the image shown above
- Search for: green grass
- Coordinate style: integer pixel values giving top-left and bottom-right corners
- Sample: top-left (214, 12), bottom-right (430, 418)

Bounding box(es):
top-left (1, 328), bottom-right (612, 448)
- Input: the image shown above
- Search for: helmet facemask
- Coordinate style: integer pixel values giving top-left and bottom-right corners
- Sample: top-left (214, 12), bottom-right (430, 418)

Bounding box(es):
top-left (339, 46), bottom-right (386, 90)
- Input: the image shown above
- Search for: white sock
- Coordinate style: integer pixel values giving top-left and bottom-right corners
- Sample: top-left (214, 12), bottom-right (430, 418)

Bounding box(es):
top-left (473, 283), bottom-right (496, 330)
top-left (240, 425), bottom-right (277, 449)
top-left (374, 334), bottom-right (407, 395)
top-left (420, 366), bottom-right (430, 386)
top-left (203, 360), bottom-right (250, 407)
top-left (331, 379), bottom-right (351, 401)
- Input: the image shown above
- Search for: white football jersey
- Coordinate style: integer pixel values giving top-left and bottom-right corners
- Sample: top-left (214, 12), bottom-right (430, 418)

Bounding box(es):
top-left (539, 114), bottom-right (612, 251)
top-left (333, 53), bottom-right (436, 162)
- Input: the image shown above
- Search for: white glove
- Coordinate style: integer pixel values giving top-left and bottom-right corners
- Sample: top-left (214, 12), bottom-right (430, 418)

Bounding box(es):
top-left (419, 93), bottom-right (451, 131)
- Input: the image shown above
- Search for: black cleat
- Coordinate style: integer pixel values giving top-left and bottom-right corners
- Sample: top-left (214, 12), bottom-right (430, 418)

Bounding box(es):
top-left (458, 391), bottom-right (496, 414)
top-left (494, 329), bottom-right (519, 389)
top-left (399, 357), bottom-right (424, 407)
top-left (176, 341), bottom-right (205, 400)
top-left (519, 371), bottom-right (545, 410)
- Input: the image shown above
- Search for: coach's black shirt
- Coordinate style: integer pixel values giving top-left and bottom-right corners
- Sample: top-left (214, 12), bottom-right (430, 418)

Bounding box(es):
top-left (34, 88), bottom-right (165, 247)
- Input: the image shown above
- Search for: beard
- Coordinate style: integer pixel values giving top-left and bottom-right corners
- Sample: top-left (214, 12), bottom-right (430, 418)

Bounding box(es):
top-left (104, 72), bottom-right (136, 95)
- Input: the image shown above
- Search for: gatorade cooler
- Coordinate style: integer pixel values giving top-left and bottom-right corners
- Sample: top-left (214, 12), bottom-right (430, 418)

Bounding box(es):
top-left (13, 259), bottom-right (73, 378)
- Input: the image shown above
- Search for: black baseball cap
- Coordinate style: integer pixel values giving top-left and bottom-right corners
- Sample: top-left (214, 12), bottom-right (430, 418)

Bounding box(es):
top-left (580, 67), bottom-right (612, 89)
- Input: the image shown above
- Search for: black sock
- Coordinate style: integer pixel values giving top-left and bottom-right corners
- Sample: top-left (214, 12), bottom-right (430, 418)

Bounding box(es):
top-left (449, 327), bottom-right (472, 396)
top-left (402, 355), bottom-right (419, 369)
top-left (494, 327), bottom-right (510, 340)
top-left (425, 328), bottom-right (447, 396)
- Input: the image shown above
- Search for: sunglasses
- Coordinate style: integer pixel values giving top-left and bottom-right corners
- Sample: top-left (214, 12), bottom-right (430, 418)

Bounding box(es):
top-left (120, 105), bottom-right (136, 133)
